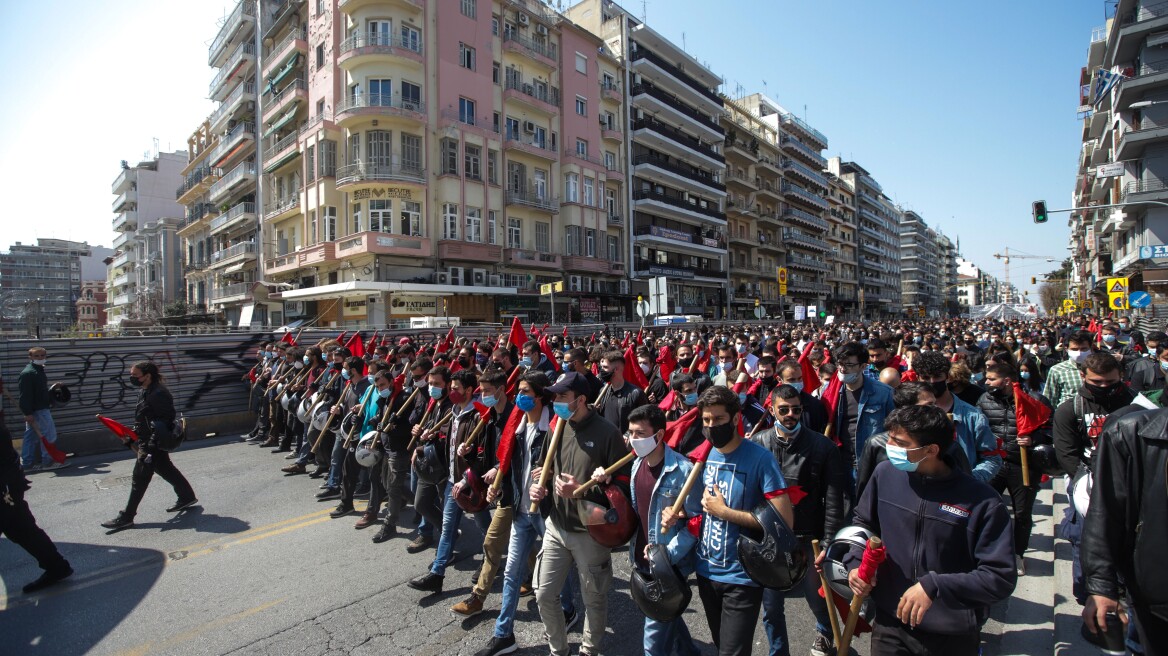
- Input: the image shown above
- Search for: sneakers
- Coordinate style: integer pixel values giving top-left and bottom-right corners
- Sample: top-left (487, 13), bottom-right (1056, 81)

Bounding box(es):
top-left (21, 564), bottom-right (73, 594)
top-left (1016, 555), bottom-right (1027, 576)
top-left (101, 512), bottom-right (134, 531)
top-left (166, 498), bottom-right (199, 513)
top-left (41, 461), bottom-right (67, 471)
top-left (22, 463), bottom-right (41, 473)
top-left (473, 634), bottom-right (517, 656)
top-left (564, 607), bottom-right (580, 631)
top-left (308, 467), bottom-right (328, 479)
top-left (329, 503), bottom-right (355, 519)
top-left (810, 633), bottom-right (837, 656)
top-left (315, 487), bottom-right (341, 501)
top-left (407, 572), bottom-right (444, 592)
top-left (281, 463), bottom-right (307, 474)
top-left (451, 593), bottom-right (485, 616)
top-left (406, 534), bottom-right (434, 553)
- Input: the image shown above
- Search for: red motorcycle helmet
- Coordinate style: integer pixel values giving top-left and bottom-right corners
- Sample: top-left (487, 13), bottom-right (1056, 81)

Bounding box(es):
top-left (454, 468), bottom-right (488, 513)
top-left (580, 482), bottom-right (639, 549)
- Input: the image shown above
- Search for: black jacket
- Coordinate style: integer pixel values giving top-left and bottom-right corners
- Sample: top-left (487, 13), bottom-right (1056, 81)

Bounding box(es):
top-left (1126, 355), bottom-right (1167, 393)
top-left (976, 388), bottom-right (1053, 468)
top-left (1082, 406), bottom-right (1168, 618)
top-left (134, 383), bottom-right (176, 449)
top-left (17, 362), bottom-right (50, 415)
top-left (751, 425), bottom-right (847, 540)
top-left (1051, 386), bottom-right (1136, 478)
top-left (855, 432), bottom-right (972, 501)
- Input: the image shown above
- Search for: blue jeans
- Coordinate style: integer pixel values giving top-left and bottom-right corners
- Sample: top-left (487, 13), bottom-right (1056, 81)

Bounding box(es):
top-left (761, 543), bottom-right (831, 656)
top-left (22, 409), bottom-right (58, 467)
top-left (431, 481), bottom-right (491, 576)
top-left (494, 511), bottom-right (577, 638)
top-left (644, 614), bottom-right (700, 656)
top-left (326, 437), bottom-right (346, 489)
top-left (410, 467), bottom-right (433, 538)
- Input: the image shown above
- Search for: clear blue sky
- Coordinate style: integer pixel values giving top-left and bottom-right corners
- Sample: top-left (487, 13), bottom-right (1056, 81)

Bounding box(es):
top-left (1, 0), bottom-right (1104, 300)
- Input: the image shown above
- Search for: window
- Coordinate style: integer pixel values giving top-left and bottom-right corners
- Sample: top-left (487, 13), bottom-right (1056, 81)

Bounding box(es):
top-left (400, 24), bottom-right (421, 52)
top-left (317, 99), bottom-right (325, 119)
top-left (440, 138), bottom-right (458, 175)
top-left (602, 111), bottom-right (615, 131)
top-left (585, 228), bottom-right (596, 257)
top-left (352, 203), bottom-right (363, 233)
top-left (306, 144), bottom-right (316, 183)
top-left (576, 139), bottom-right (587, 156)
top-left (319, 140), bottom-right (337, 177)
top-left (488, 211), bottom-right (498, 244)
top-left (534, 169), bottom-right (547, 198)
top-left (566, 225), bottom-right (580, 255)
top-left (401, 133), bottom-right (422, 171)
top-left (369, 78), bottom-right (392, 105)
top-left (608, 235), bottom-right (621, 262)
top-left (459, 43), bottom-right (476, 70)
top-left (505, 116), bottom-right (520, 140)
top-left (459, 97), bottom-right (476, 125)
top-left (575, 96), bottom-right (587, 116)
top-left (323, 207), bottom-right (337, 241)
top-left (367, 130), bottom-right (392, 169)
top-left (309, 209), bottom-right (318, 245)
top-left (347, 134), bottom-right (360, 165)
top-left (508, 218), bottom-right (522, 248)
top-left (565, 173), bottom-right (579, 203)
top-left (400, 81), bottom-right (421, 108)
top-left (367, 19), bottom-right (391, 45)
top-left (536, 222), bottom-right (550, 252)
top-left (575, 52), bottom-right (587, 74)
top-left (606, 188), bottom-right (617, 216)
top-left (492, 16), bottom-right (499, 35)
top-left (401, 201), bottom-right (421, 235)
top-left (316, 43), bottom-right (325, 69)
top-left (487, 149), bottom-right (498, 184)
top-left (465, 144), bottom-right (481, 179)
top-left (461, 0), bottom-right (476, 19)
top-left (493, 112), bottom-right (500, 133)
top-left (533, 126), bottom-right (547, 149)
top-left (604, 150), bottom-right (616, 171)
top-left (316, 0), bottom-right (324, 15)
top-left (443, 204), bottom-right (460, 240)
top-left (602, 72), bottom-right (616, 90)
top-left (370, 200), bottom-right (392, 232)
top-left (493, 62), bottom-right (500, 85)
top-left (583, 177), bottom-right (595, 206)
top-left (466, 208), bottom-right (482, 242)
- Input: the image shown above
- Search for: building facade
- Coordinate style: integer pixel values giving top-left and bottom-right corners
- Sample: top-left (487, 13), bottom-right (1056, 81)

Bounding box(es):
top-left (899, 210), bottom-right (940, 316)
top-left (76, 281), bottom-right (108, 333)
top-left (825, 172), bottom-right (860, 318)
top-left (0, 239), bottom-right (113, 337)
top-left (829, 158), bottom-right (901, 318)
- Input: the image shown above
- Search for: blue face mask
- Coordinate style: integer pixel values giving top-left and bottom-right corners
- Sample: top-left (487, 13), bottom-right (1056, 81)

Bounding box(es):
top-left (302, 356), bottom-right (310, 365)
top-left (553, 401), bottom-right (574, 420)
top-left (367, 374), bottom-right (375, 384)
top-left (789, 381), bottom-right (804, 393)
top-left (480, 394), bottom-right (498, 408)
top-left (738, 392), bottom-right (747, 406)
top-left (684, 391), bottom-right (699, 406)
top-left (886, 443), bottom-right (925, 472)
top-left (721, 361), bottom-right (735, 372)
top-left (341, 369), bottom-right (351, 380)
top-left (378, 387), bottom-right (391, 399)
top-left (1019, 371), bottom-right (1031, 380)
top-left (476, 354), bottom-right (488, 366)
top-left (428, 385), bottom-right (444, 399)
top-left (519, 356), bottom-right (533, 367)
top-left (1160, 361), bottom-right (1168, 372)
top-left (971, 373), bottom-right (985, 384)
top-left (515, 394), bottom-right (536, 412)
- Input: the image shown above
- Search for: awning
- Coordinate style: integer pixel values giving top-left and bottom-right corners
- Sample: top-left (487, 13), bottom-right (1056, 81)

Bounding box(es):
top-left (263, 105), bottom-right (300, 138)
top-left (271, 280), bottom-right (519, 303)
top-left (264, 146), bottom-right (301, 173)
top-left (238, 304), bottom-right (256, 328)
top-left (266, 54), bottom-right (300, 94)
top-left (223, 262), bottom-right (247, 274)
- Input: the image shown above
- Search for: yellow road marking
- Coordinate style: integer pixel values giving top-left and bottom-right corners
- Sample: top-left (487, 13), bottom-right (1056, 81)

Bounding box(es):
top-left (113, 598), bottom-right (287, 656)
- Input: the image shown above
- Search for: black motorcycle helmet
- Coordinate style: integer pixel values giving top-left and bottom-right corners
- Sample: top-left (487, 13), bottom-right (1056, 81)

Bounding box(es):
top-left (737, 502), bottom-right (806, 591)
top-left (630, 543), bottom-right (692, 622)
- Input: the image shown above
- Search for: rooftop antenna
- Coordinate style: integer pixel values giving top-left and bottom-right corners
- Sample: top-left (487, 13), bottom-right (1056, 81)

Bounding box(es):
top-left (681, 31), bottom-right (686, 53)
top-left (641, 0), bottom-right (647, 22)
top-left (762, 79), bottom-right (768, 98)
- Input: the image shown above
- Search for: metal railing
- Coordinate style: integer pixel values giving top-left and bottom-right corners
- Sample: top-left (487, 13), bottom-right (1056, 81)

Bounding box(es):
top-left (209, 42), bottom-right (256, 98)
top-left (503, 31), bottom-right (557, 60)
top-left (1123, 0), bottom-right (1168, 25)
top-left (210, 82), bottom-right (256, 128)
top-left (782, 207), bottom-right (829, 231)
top-left (265, 77), bottom-right (305, 105)
top-left (263, 132), bottom-right (299, 162)
top-left (779, 112), bottom-right (828, 148)
top-left (1124, 178), bottom-right (1168, 198)
top-left (505, 189), bottom-right (560, 212)
top-left (336, 93), bottom-right (425, 116)
top-left (209, 0), bottom-right (255, 65)
top-left (503, 76), bottom-right (560, 107)
top-left (630, 81), bottom-right (722, 133)
top-left (631, 116), bottom-right (721, 161)
top-left (337, 160), bottom-right (426, 185)
top-left (209, 282), bottom-right (253, 300)
top-left (209, 202), bottom-right (256, 232)
top-left (339, 32), bottom-right (423, 56)
top-left (265, 196), bottom-right (300, 218)
top-left (176, 165), bottom-right (221, 199)
top-left (211, 242), bottom-right (256, 263)
top-left (207, 122), bottom-right (255, 164)
top-left (780, 182), bottom-right (830, 209)
top-left (504, 134), bottom-right (557, 155)
top-left (208, 161), bottom-right (256, 199)
top-left (779, 136), bottom-right (826, 170)
top-left (783, 230), bottom-right (830, 251)
top-left (629, 47), bottom-right (722, 106)
top-left (633, 188), bottom-right (725, 221)
top-left (783, 158), bottom-right (829, 190)
top-left (440, 108), bottom-right (500, 132)
top-left (266, 28), bottom-right (306, 60)
top-left (633, 154), bottom-right (725, 191)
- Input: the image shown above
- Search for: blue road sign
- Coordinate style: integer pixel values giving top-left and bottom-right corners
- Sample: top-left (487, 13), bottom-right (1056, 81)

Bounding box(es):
top-left (1130, 291), bottom-right (1152, 308)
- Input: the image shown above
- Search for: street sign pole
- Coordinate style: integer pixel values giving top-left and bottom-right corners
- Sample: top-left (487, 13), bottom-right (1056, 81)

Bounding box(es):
top-left (550, 288), bottom-right (555, 326)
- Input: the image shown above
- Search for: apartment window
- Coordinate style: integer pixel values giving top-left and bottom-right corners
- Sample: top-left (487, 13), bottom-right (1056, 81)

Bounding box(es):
top-left (316, 0), bottom-right (324, 14)
top-left (400, 81), bottom-right (421, 107)
top-left (493, 112), bottom-right (500, 133)
top-left (318, 140), bottom-right (337, 177)
top-left (401, 201), bottom-right (421, 235)
top-left (352, 203), bottom-right (363, 233)
top-left (367, 130), bottom-right (392, 168)
top-left (508, 218), bottom-right (522, 248)
top-left (323, 207), bottom-right (337, 241)
top-left (370, 200), bottom-right (392, 232)
top-left (316, 43), bottom-right (325, 69)
top-left (565, 225), bottom-right (580, 255)
top-left (465, 144), bottom-right (482, 180)
top-left (602, 72), bottom-right (616, 89)
top-left (316, 99), bottom-right (325, 119)
top-left (368, 20), bottom-right (391, 45)
top-left (347, 134), bottom-right (360, 165)
top-left (505, 117), bottom-right (520, 140)
top-left (575, 96), bottom-right (587, 116)
top-left (466, 208), bottom-right (483, 242)
top-left (306, 144), bottom-right (316, 183)
top-left (608, 235), bottom-right (621, 262)
top-left (585, 228), bottom-right (596, 257)
top-left (534, 169), bottom-right (547, 198)
top-left (493, 62), bottom-right (500, 85)
top-left (369, 78), bottom-right (392, 105)
top-left (488, 210), bottom-right (498, 244)
top-left (575, 139), bottom-right (588, 157)
top-left (487, 149), bottom-right (498, 184)
top-left (459, 97), bottom-right (476, 125)
top-left (443, 204), bottom-right (460, 240)
top-left (575, 52), bottom-right (587, 74)
top-left (583, 177), bottom-right (595, 206)
top-left (533, 126), bottom-right (547, 149)
top-left (492, 16), bottom-right (499, 35)
top-left (459, 43), bottom-right (476, 70)
top-left (606, 188), bottom-right (617, 216)
top-left (564, 173), bottom-right (579, 203)
top-left (536, 222), bottom-right (550, 252)
top-left (401, 133), bottom-right (421, 171)
top-left (401, 24), bottom-right (421, 52)
top-left (309, 209), bottom-right (318, 245)
top-left (604, 150), bottom-right (616, 171)
top-left (440, 138), bottom-right (459, 175)
top-left (461, 0), bottom-right (476, 19)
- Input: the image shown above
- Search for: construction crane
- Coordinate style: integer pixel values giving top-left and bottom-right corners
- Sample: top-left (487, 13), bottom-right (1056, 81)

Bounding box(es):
top-left (993, 248), bottom-right (1056, 303)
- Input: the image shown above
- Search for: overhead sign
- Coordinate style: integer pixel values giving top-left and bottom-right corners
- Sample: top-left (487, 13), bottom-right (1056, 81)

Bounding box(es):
top-left (1130, 290), bottom-right (1152, 308)
top-left (1095, 162), bottom-right (1125, 178)
top-left (1107, 276), bottom-right (1130, 310)
top-left (539, 281), bottom-right (564, 295)
top-left (1139, 244), bottom-right (1168, 260)
top-left (1107, 277), bottom-right (1129, 294)
top-left (389, 294), bottom-right (438, 316)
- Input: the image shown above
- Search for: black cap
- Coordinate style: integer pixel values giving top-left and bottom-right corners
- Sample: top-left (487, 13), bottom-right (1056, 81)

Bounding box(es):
top-left (546, 371), bottom-right (591, 397)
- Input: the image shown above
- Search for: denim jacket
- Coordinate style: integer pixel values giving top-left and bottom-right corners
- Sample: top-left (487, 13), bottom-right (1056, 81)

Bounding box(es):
top-left (835, 378), bottom-right (896, 459)
top-left (949, 396), bottom-right (1002, 483)
top-left (628, 446), bottom-right (702, 574)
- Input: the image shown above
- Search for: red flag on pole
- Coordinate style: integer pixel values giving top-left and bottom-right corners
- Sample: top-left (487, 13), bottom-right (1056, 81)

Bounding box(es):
top-left (344, 332), bottom-right (366, 360)
top-left (494, 405), bottom-right (527, 477)
top-left (436, 326), bottom-right (456, 354)
top-left (538, 334), bottom-right (561, 374)
top-left (280, 331), bottom-right (297, 347)
top-left (798, 340), bottom-right (821, 397)
top-left (562, 325), bottom-right (569, 340)
top-left (624, 345), bottom-right (650, 389)
top-left (657, 346), bottom-right (676, 386)
top-left (505, 363), bottom-right (524, 397)
top-left (366, 330), bottom-right (380, 353)
top-left (664, 407), bottom-right (699, 450)
top-left (1014, 382), bottom-right (1052, 435)
top-left (657, 389), bottom-right (677, 411)
top-left (508, 316), bottom-right (529, 350)
top-left (635, 327), bottom-right (644, 346)
top-left (336, 331), bottom-right (347, 346)
top-left (820, 374), bottom-right (844, 445)
top-left (96, 414), bottom-right (138, 442)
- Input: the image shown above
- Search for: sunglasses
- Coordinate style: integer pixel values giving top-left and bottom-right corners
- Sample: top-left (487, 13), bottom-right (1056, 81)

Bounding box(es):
top-left (775, 406), bottom-right (803, 416)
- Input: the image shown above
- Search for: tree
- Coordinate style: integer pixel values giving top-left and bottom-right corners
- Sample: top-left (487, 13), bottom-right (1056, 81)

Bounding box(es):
top-left (1039, 282), bottom-right (1064, 315)
top-left (1043, 258), bottom-right (1071, 282)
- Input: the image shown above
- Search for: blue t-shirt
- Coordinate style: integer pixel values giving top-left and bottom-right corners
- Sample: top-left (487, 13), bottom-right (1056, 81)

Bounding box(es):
top-left (695, 438), bottom-right (787, 585)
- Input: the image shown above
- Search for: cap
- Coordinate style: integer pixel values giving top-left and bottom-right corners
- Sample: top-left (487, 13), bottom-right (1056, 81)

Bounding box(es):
top-left (399, 337), bottom-right (411, 345)
top-left (546, 371), bottom-right (591, 397)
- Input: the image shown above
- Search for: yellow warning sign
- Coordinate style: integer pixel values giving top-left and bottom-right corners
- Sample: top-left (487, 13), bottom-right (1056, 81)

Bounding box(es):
top-left (1107, 277), bottom-right (1130, 310)
top-left (1107, 277), bottom-right (1129, 294)
top-left (1109, 293), bottom-right (1129, 310)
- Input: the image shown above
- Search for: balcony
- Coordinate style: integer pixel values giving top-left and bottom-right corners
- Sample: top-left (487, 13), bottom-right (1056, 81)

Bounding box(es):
top-left (634, 225), bottom-right (726, 254)
top-left (263, 132), bottom-right (301, 173)
top-left (563, 255), bottom-right (620, 275)
top-left (756, 156), bottom-right (782, 176)
top-left (209, 81), bottom-right (257, 133)
top-left (111, 230), bottom-right (134, 249)
top-left (631, 81), bottom-right (723, 140)
top-left (209, 242), bottom-right (258, 268)
top-left (779, 135), bottom-right (827, 168)
top-left (633, 188), bottom-right (726, 224)
top-left (505, 248), bottom-right (562, 270)
top-left (1123, 178), bottom-right (1168, 202)
top-left (756, 181), bottom-right (783, 202)
top-left (504, 134), bottom-right (558, 162)
top-left (726, 171), bottom-right (757, 191)
top-left (631, 116), bottom-right (722, 167)
top-left (176, 165), bottom-right (221, 202)
top-left (782, 207), bottom-right (829, 232)
top-left (111, 168), bottom-right (134, 194)
top-left (633, 154), bottom-right (725, 194)
top-left (209, 202), bottom-right (257, 235)
top-left (208, 161), bottom-right (257, 202)
top-left (339, 0), bottom-right (424, 13)
top-left (112, 189), bottom-right (137, 213)
top-left (788, 280), bottom-right (832, 295)
top-left (601, 80), bottom-right (622, 102)
top-left (208, 0), bottom-right (256, 67)
top-left (780, 182), bottom-right (830, 211)
top-left (633, 258), bottom-right (724, 281)
top-left (262, 78), bottom-right (307, 126)
top-left (783, 230), bottom-right (831, 252)
top-left (111, 250), bottom-right (137, 268)
top-left (265, 242), bottom-right (331, 275)
top-left (601, 124), bottom-right (624, 142)
top-left (264, 28), bottom-right (308, 77)
top-left (111, 272), bottom-right (133, 289)
top-left (335, 93), bottom-right (425, 127)
top-left (112, 292), bottom-right (137, 307)
top-left (503, 76), bottom-right (560, 114)
top-left (782, 158), bottom-right (829, 191)
top-left (428, 239), bottom-right (498, 262)
top-left (505, 188), bottom-right (560, 213)
top-left (264, 196), bottom-right (301, 221)
top-left (209, 42), bottom-right (256, 102)
top-left (1115, 122), bottom-right (1168, 160)
top-left (779, 112), bottom-right (827, 150)
top-left (787, 253), bottom-right (830, 272)
top-left (113, 210), bottom-right (138, 232)
top-left (338, 32), bottom-right (424, 69)
top-left (502, 31), bottom-right (557, 68)
top-left (208, 122), bottom-right (256, 168)
top-left (608, 213), bottom-right (624, 226)
top-left (336, 160), bottom-right (426, 188)
top-left (1115, 3), bottom-right (1168, 64)
top-left (756, 211), bottom-right (782, 228)
top-left (724, 137), bottom-right (759, 162)
top-left (628, 47), bottom-right (723, 112)
top-left (209, 282), bottom-right (253, 303)
top-left (439, 108), bottom-right (500, 134)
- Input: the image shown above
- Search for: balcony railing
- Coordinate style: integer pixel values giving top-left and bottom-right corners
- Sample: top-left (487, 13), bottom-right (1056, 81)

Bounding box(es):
top-left (633, 188), bottom-right (725, 221)
top-left (630, 81), bottom-right (722, 133)
top-left (339, 32), bottom-right (423, 57)
top-left (786, 253), bottom-right (830, 272)
top-left (209, 82), bottom-right (257, 129)
top-left (209, 202), bottom-right (256, 232)
top-left (780, 182), bottom-right (830, 210)
top-left (502, 31), bottom-right (557, 62)
top-left (210, 282), bottom-right (253, 301)
top-left (335, 93), bottom-right (425, 117)
top-left (505, 188), bottom-right (560, 212)
top-left (208, 161), bottom-right (256, 200)
top-left (779, 112), bottom-right (828, 149)
top-left (634, 225), bottom-right (726, 249)
top-left (263, 132), bottom-right (299, 163)
top-left (176, 165), bottom-right (221, 199)
top-left (779, 136), bottom-right (827, 168)
top-left (207, 122), bottom-right (255, 165)
top-left (266, 27), bottom-right (306, 61)
top-left (211, 242), bottom-right (257, 263)
top-left (629, 47), bottom-right (722, 106)
top-left (782, 158), bottom-right (829, 190)
top-left (782, 207), bottom-right (829, 231)
top-left (337, 160), bottom-right (426, 186)
top-left (504, 134), bottom-right (557, 157)
top-left (503, 76), bottom-right (560, 108)
top-left (265, 196), bottom-right (300, 219)
top-left (439, 108), bottom-right (500, 132)
top-left (265, 77), bottom-right (306, 111)
top-left (1122, 0), bottom-right (1168, 25)
top-left (1124, 178), bottom-right (1168, 198)
top-left (631, 116), bottom-right (722, 162)
top-left (209, 0), bottom-right (255, 66)
top-left (634, 258), bottom-right (725, 279)
top-left (209, 42), bottom-right (256, 99)
top-left (783, 230), bottom-right (830, 251)
top-left (633, 154), bottom-right (725, 192)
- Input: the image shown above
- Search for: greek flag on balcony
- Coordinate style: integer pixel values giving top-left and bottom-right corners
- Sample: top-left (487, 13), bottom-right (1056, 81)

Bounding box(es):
top-left (1092, 67), bottom-right (1125, 107)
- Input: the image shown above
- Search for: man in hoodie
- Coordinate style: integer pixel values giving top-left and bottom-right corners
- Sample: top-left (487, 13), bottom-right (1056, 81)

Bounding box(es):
top-left (847, 405), bottom-right (1017, 656)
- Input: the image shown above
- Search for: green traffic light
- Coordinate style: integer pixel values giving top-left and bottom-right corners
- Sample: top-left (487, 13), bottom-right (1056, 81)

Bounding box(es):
top-left (1032, 200), bottom-right (1047, 224)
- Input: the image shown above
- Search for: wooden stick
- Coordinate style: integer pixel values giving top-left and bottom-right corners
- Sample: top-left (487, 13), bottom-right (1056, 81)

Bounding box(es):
top-left (530, 416), bottom-right (567, 513)
top-left (462, 415), bottom-right (491, 448)
top-left (661, 460), bottom-right (706, 534)
top-left (394, 386), bottom-right (422, 418)
top-left (592, 383), bottom-right (611, 410)
top-left (407, 405), bottom-right (447, 452)
top-left (812, 539), bottom-right (844, 650)
top-left (310, 382), bottom-right (350, 454)
top-left (1019, 446), bottom-right (1031, 486)
top-left (573, 450), bottom-right (636, 497)
top-left (839, 536), bottom-right (883, 654)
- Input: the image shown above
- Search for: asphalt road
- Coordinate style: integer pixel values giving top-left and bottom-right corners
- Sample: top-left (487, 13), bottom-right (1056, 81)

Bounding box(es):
top-left (13, 434), bottom-right (1069, 656)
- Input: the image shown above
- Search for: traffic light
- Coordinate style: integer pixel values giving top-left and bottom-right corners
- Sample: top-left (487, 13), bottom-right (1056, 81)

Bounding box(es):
top-left (637, 294), bottom-right (643, 303)
top-left (1032, 200), bottom-right (1047, 224)
top-left (1031, 277), bottom-right (1037, 285)
top-left (755, 298), bottom-right (760, 307)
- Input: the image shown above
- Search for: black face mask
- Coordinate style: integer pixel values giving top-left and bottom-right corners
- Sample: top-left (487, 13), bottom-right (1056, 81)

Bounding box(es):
top-left (761, 375), bottom-right (776, 387)
top-left (989, 384), bottom-right (1010, 399)
top-left (928, 380), bottom-right (948, 398)
top-left (703, 423), bottom-right (736, 449)
top-left (1085, 382), bottom-right (1122, 401)
top-left (458, 358), bottom-right (470, 369)
top-left (678, 357), bottom-right (693, 369)
top-left (129, 375), bottom-right (144, 388)
top-left (598, 369), bottom-right (614, 383)
top-left (332, 362), bottom-right (343, 371)
top-left (872, 360), bottom-right (887, 370)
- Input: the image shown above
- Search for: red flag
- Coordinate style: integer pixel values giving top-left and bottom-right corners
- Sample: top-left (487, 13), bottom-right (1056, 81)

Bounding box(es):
top-left (473, 400), bottom-right (492, 421)
top-left (798, 340), bottom-right (821, 397)
top-left (562, 325), bottom-right (569, 340)
top-left (280, 331), bottom-right (297, 347)
top-left (620, 333), bottom-right (630, 349)
top-left (1014, 382), bottom-right (1052, 435)
top-left (450, 360), bottom-right (463, 374)
top-left (366, 330), bottom-right (379, 353)
top-left (529, 321), bottom-right (537, 337)
top-left (336, 331), bottom-right (347, 346)
top-left (589, 332), bottom-right (597, 345)
top-left (505, 363), bottom-right (524, 397)
top-left (635, 327), bottom-right (644, 346)
top-left (657, 389), bottom-right (676, 411)
top-left (686, 438), bottom-right (713, 464)
top-left (96, 414), bottom-right (138, 442)
top-left (508, 316), bottom-right (528, 350)
top-left (901, 370), bottom-right (919, 382)
top-left (820, 374), bottom-right (843, 445)
top-left (436, 326), bottom-right (456, 354)
top-left (657, 346), bottom-right (676, 385)
top-left (391, 372), bottom-right (406, 398)
top-left (538, 334), bottom-right (560, 374)
top-left (624, 345), bottom-right (650, 389)
top-left (664, 407), bottom-right (699, 450)
top-left (856, 539), bottom-right (887, 584)
top-left (542, 323), bottom-right (549, 335)
top-left (344, 331), bottom-right (366, 360)
top-left (494, 405), bottom-right (526, 476)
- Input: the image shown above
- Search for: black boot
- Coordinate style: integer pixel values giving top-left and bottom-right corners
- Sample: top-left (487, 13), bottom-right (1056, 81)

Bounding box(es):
top-left (101, 511), bottom-right (134, 531)
top-left (408, 572), bottom-right (444, 592)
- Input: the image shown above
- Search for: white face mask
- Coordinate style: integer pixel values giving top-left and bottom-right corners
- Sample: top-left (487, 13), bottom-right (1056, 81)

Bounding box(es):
top-left (31, 359), bottom-right (46, 366)
top-left (640, 363), bottom-right (651, 375)
top-left (630, 432), bottom-right (660, 458)
top-left (1067, 349), bottom-right (1089, 364)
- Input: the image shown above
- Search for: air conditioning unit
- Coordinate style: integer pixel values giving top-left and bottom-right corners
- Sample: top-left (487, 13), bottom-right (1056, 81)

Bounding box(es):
top-left (523, 120), bottom-right (537, 133)
top-left (246, 101), bottom-right (255, 112)
top-left (447, 266), bottom-right (465, 285)
top-left (634, 108), bottom-right (645, 121)
top-left (433, 272), bottom-right (450, 285)
top-left (535, 24), bottom-right (548, 35)
top-left (518, 12), bottom-right (529, 25)
top-left (569, 275), bottom-right (582, 292)
top-left (489, 274), bottom-right (501, 286)
top-left (472, 268), bottom-right (487, 285)
top-left (619, 279), bottom-right (629, 294)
